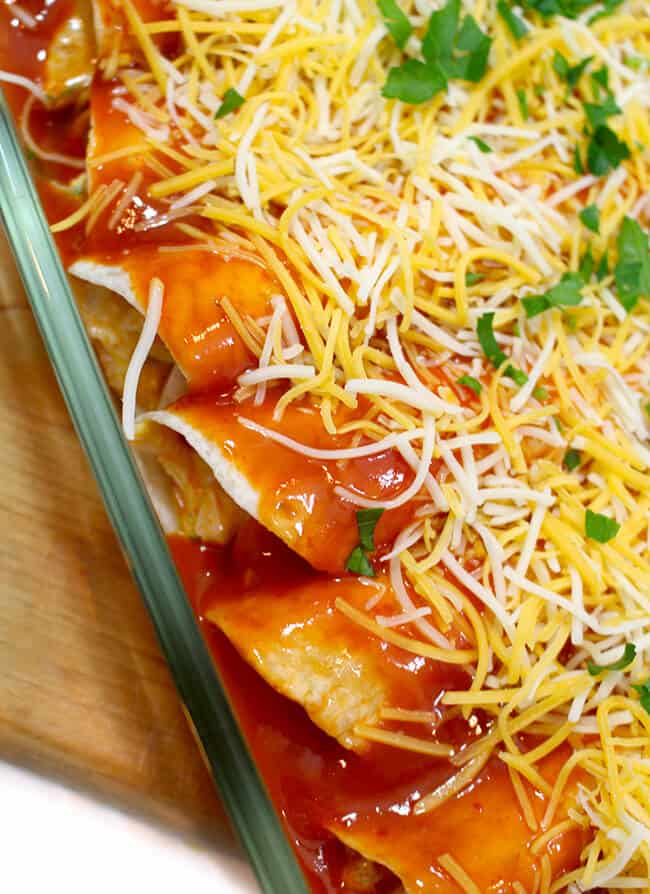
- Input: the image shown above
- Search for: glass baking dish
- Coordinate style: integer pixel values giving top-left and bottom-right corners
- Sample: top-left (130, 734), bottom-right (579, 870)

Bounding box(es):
top-left (0, 87), bottom-right (308, 894)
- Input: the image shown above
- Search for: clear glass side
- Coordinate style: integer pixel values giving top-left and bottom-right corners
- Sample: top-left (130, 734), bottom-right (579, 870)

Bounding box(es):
top-left (0, 89), bottom-right (308, 894)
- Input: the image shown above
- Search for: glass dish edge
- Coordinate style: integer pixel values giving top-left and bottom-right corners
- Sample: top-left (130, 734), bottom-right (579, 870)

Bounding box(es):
top-left (0, 88), bottom-right (308, 894)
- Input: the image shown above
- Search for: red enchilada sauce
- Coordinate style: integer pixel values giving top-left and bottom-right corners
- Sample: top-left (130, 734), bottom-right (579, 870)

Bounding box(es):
top-left (0, 0), bottom-right (75, 87)
top-left (166, 389), bottom-right (423, 574)
top-left (169, 528), bottom-right (586, 894)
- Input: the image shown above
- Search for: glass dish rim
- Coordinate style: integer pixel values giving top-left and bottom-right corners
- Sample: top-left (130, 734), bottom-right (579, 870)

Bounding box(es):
top-left (0, 87), bottom-right (308, 894)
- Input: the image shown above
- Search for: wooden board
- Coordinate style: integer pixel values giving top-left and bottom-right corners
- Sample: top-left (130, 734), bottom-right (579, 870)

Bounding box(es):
top-left (0, 226), bottom-right (235, 846)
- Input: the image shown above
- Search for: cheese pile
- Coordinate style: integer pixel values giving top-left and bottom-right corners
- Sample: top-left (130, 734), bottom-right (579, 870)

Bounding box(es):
top-left (71, 0), bottom-right (650, 889)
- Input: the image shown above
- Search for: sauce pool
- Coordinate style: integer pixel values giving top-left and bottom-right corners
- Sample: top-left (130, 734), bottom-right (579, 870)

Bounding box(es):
top-left (168, 528), bottom-right (586, 894)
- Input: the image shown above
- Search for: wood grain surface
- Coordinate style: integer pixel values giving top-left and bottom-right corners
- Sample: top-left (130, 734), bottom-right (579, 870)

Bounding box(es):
top-left (0, 225), bottom-right (235, 847)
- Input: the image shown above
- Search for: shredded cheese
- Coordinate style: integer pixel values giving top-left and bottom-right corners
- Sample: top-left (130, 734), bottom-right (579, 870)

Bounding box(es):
top-left (122, 278), bottom-right (164, 441)
top-left (60, 0), bottom-right (650, 887)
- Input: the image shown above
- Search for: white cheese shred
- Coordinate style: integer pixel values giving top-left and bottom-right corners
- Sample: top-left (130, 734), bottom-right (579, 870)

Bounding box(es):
top-left (122, 278), bottom-right (165, 441)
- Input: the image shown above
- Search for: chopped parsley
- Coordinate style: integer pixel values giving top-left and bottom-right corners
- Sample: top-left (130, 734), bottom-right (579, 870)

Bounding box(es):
top-left (579, 203), bottom-right (600, 234)
top-left (587, 643), bottom-right (636, 676)
top-left (586, 124), bottom-right (631, 176)
top-left (632, 679), bottom-right (650, 715)
top-left (520, 0), bottom-right (620, 19)
top-left (597, 250), bottom-right (609, 280)
top-left (521, 272), bottom-right (584, 318)
top-left (383, 0), bottom-right (492, 103)
top-left (457, 375), bottom-right (482, 395)
top-left (516, 88), bottom-right (529, 120)
top-left (579, 244), bottom-right (594, 281)
top-left (422, 0), bottom-right (460, 62)
top-left (345, 509), bottom-right (384, 577)
top-left (573, 145), bottom-right (585, 174)
top-left (583, 95), bottom-right (621, 129)
top-left (591, 64), bottom-right (610, 93)
top-left (508, 366), bottom-right (529, 386)
top-left (563, 448), bottom-right (581, 471)
top-left (477, 312), bottom-right (507, 368)
top-left (465, 271), bottom-right (484, 284)
top-left (552, 51), bottom-right (592, 90)
top-left (477, 313), bottom-right (527, 385)
top-left (468, 136), bottom-right (492, 153)
top-left (614, 216), bottom-right (650, 312)
top-left (356, 508), bottom-right (384, 552)
top-left (377, 0), bottom-right (412, 49)
top-left (497, 0), bottom-right (529, 39)
top-left (533, 386), bottom-right (548, 401)
top-left (577, 94), bottom-right (631, 176)
top-left (422, 0), bottom-right (492, 82)
top-left (585, 508), bottom-right (620, 543)
top-left (215, 87), bottom-right (245, 119)
top-left (383, 58), bottom-right (447, 103)
top-left (345, 546), bottom-right (375, 577)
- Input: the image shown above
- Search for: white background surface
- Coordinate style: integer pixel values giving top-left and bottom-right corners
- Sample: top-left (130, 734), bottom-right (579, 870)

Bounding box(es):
top-left (0, 759), bottom-right (258, 894)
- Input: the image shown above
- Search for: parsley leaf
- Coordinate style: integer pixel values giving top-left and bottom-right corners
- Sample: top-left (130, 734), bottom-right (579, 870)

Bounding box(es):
top-left (581, 93), bottom-right (630, 176)
top-left (497, 0), bottom-right (529, 39)
top-left (588, 0), bottom-right (625, 23)
top-left (585, 508), bottom-right (620, 543)
top-left (533, 385), bottom-right (548, 401)
top-left (573, 145), bottom-right (585, 174)
top-left (468, 136), bottom-right (492, 153)
top-left (597, 250), bottom-right (609, 280)
top-left (516, 88), bottom-right (529, 120)
top-left (615, 216), bottom-right (650, 312)
top-left (521, 272), bottom-right (584, 317)
top-left (422, 0), bottom-right (492, 83)
top-left (507, 366), bottom-right (528, 386)
top-left (520, 295), bottom-right (549, 317)
top-left (356, 508), bottom-right (384, 552)
top-left (457, 375), bottom-right (482, 395)
top-left (520, 0), bottom-right (623, 20)
top-left (477, 313), bottom-right (527, 385)
top-left (563, 448), bottom-right (581, 471)
top-left (451, 15), bottom-right (492, 82)
top-left (632, 679), bottom-right (650, 715)
top-left (345, 509), bottom-right (384, 577)
top-left (377, 0), bottom-right (412, 49)
top-left (586, 125), bottom-right (631, 176)
top-left (477, 312), bottom-right (507, 368)
top-left (520, 0), bottom-right (590, 20)
top-left (345, 546), bottom-right (375, 577)
top-left (553, 51), bottom-right (592, 89)
top-left (382, 58), bottom-right (447, 103)
top-left (552, 50), bottom-right (569, 79)
top-left (465, 271), bottom-right (484, 284)
top-left (579, 203), bottom-right (600, 233)
top-left (579, 244), bottom-right (594, 281)
top-left (591, 64), bottom-right (609, 93)
top-left (384, 0), bottom-right (492, 104)
top-left (587, 643), bottom-right (636, 676)
top-left (215, 87), bottom-right (245, 119)
top-left (422, 0), bottom-right (460, 62)
top-left (583, 95), bottom-right (621, 129)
